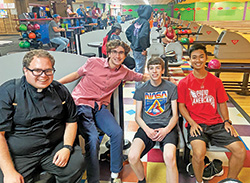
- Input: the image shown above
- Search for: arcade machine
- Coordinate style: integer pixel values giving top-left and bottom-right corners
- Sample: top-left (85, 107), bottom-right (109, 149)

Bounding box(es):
top-left (214, 30), bottom-right (250, 59)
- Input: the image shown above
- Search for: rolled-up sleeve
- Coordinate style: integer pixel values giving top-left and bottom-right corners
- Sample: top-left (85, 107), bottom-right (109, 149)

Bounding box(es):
top-left (123, 69), bottom-right (143, 82)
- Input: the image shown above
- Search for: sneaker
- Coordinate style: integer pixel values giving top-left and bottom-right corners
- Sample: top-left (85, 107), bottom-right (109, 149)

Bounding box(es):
top-left (111, 178), bottom-right (122, 183)
top-left (186, 162), bottom-right (195, 177)
top-left (203, 159), bottom-right (224, 180)
top-left (186, 156), bottom-right (210, 177)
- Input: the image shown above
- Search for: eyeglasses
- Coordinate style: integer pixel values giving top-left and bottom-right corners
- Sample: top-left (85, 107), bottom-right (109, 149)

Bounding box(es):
top-left (111, 50), bottom-right (125, 55)
top-left (26, 67), bottom-right (55, 76)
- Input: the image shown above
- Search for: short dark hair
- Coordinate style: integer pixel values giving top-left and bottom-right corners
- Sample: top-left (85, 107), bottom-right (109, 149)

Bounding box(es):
top-left (106, 40), bottom-right (130, 57)
top-left (23, 49), bottom-right (55, 68)
top-left (147, 57), bottom-right (165, 70)
top-left (188, 44), bottom-right (207, 57)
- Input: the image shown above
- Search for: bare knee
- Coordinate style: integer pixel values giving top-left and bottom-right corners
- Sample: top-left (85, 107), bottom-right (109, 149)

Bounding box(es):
top-left (163, 152), bottom-right (176, 167)
top-left (229, 142), bottom-right (246, 160)
top-left (128, 151), bottom-right (141, 165)
top-left (192, 150), bottom-right (206, 164)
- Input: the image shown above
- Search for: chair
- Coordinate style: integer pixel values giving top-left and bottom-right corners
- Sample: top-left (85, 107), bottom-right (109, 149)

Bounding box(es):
top-left (165, 42), bottom-right (184, 66)
top-left (181, 117), bottom-right (230, 164)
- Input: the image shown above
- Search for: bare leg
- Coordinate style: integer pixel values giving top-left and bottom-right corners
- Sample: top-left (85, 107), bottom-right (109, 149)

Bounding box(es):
top-left (190, 140), bottom-right (206, 183)
top-left (163, 144), bottom-right (178, 183)
top-left (128, 138), bottom-right (146, 181)
top-left (225, 141), bottom-right (246, 179)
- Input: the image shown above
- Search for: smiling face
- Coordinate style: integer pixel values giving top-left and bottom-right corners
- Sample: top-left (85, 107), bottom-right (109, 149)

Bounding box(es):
top-left (148, 64), bottom-right (164, 83)
top-left (190, 49), bottom-right (207, 71)
top-left (108, 46), bottom-right (126, 69)
top-left (23, 56), bottom-right (54, 89)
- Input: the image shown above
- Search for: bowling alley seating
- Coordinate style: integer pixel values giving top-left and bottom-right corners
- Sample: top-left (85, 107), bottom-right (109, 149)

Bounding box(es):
top-left (165, 42), bottom-right (184, 66)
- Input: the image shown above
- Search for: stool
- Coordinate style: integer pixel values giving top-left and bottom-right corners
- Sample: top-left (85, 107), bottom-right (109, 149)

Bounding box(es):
top-left (34, 171), bottom-right (55, 183)
top-left (81, 53), bottom-right (96, 57)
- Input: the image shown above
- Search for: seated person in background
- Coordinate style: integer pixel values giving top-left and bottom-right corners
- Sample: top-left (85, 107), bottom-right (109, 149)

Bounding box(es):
top-left (178, 44), bottom-right (246, 183)
top-left (128, 57), bottom-right (179, 183)
top-left (58, 40), bottom-right (149, 183)
top-left (116, 12), bottom-right (122, 24)
top-left (102, 23), bottom-right (122, 58)
top-left (0, 49), bottom-right (85, 183)
top-left (162, 24), bottom-right (177, 44)
top-left (67, 4), bottom-right (77, 17)
top-left (48, 14), bottom-right (69, 52)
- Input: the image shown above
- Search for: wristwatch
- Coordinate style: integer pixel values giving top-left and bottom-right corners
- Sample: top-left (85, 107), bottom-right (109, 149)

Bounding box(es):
top-left (63, 145), bottom-right (73, 153)
top-left (223, 119), bottom-right (232, 125)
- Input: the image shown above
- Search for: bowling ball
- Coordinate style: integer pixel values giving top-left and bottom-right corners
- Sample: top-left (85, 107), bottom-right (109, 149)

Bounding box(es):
top-left (180, 37), bottom-right (186, 43)
top-left (178, 30), bottom-right (182, 34)
top-left (208, 59), bottom-right (221, 69)
top-left (23, 41), bottom-right (30, 48)
top-left (28, 32), bottom-right (36, 39)
top-left (178, 26), bottom-right (182, 29)
top-left (15, 25), bottom-right (21, 32)
top-left (19, 41), bottom-right (25, 48)
top-left (22, 32), bottom-right (28, 38)
top-left (36, 32), bottom-right (42, 38)
top-left (19, 24), bottom-right (27, 31)
top-left (187, 29), bottom-right (192, 34)
top-left (184, 30), bottom-right (189, 34)
top-left (172, 26), bottom-right (176, 29)
top-left (182, 30), bottom-right (185, 34)
top-left (175, 30), bottom-right (178, 34)
top-left (34, 24), bottom-right (40, 30)
top-left (27, 24), bottom-right (34, 30)
top-left (189, 37), bottom-right (194, 43)
top-left (81, 29), bottom-right (85, 34)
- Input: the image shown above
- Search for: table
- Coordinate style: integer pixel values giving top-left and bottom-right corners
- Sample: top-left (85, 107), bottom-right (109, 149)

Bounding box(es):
top-left (206, 63), bottom-right (250, 96)
top-left (87, 41), bottom-right (103, 57)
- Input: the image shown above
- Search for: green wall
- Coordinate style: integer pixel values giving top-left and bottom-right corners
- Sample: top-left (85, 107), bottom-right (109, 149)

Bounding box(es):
top-left (210, 2), bottom-right (245, 21)
top-left (122, 1), bottom-right (250, 21)
top-left (173, 3), bottom-right (195, 21)
top-left (195, 2), bottom-right (208, 21)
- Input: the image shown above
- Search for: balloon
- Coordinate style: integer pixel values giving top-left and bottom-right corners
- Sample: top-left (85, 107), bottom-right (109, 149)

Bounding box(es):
top-left (208, 59), bottom-right (221, 69)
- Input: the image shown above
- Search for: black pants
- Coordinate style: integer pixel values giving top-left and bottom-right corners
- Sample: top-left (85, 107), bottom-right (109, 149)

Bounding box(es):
top-left (0, 142), bottom-right (85, 183)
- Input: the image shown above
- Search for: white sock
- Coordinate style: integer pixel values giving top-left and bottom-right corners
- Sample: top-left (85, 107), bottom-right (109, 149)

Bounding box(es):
top-left (111, 172), bottom-right (118, 179)
top-left (196, 181), bottom-right (204, 183)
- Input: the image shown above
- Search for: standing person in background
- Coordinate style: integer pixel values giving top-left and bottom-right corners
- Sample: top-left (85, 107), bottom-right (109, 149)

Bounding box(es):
top-left (126, 5), bottom-right (153, 88)
top-left (177, 11), bottom-right (181, 19)
top-left (165, 12), bottom-right (171, 26)
top-left (76, 5), bottom-right (86, 25)
top-left (101, 12), bottom-right (108, 29)
top-left (91, 6), bottom-right (99, 28)
top-left (116, 12), bottom-right (122, 24)
top-left (48, 14), bottom-right (69, 52)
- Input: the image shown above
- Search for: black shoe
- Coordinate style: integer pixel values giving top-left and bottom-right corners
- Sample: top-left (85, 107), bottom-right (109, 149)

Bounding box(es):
top-left (186, 156), bottom-right (210, 177)
top-left (100, 150), bottom-right (110, 162)
top-left (203, 159), bottom-right (224, 180)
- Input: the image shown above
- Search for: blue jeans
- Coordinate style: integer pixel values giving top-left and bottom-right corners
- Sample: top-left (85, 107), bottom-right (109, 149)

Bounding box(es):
top-left (92, 18), bottom-right (98, 27)
top-left (50, 37), bottom-right (69, 52)
top-left (133, 50), bottom-right (146, 88)
top-left (77, 104), bottom-right (123, 183)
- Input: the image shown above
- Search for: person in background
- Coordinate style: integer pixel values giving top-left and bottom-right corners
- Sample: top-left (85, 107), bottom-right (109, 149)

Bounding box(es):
top-left (125, 5), bottom-right (153, 88)
top-left (178, 44), bottom-right (246, 183)
top-left (66, 4), bottom-right (77, 17)
top-left (177, 11), bottom-right (181, 19)
top-left (76, 4), bottom-right (86, 25)
top-left (91, 6), bottom-right (99, 27)
top-left (101, 12), bottom-right (108, 29)
top-left (116, 12), bottom-right (122, 24)
top-left (162, 24), bottom-right (177, 44)
top-left (128, 57), bottom-right (179, 183)
top-left (0, 49), bottom-right (85, 183)
top-left (48, 14), bottom-right (69, 52)
top-left (58, 40), bottom-right (149, 183)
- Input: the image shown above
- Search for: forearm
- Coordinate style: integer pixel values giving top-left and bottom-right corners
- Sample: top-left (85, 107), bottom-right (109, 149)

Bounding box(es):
top-left (219, 102), bottom-right (229, 121)
top-left (135, 115), bottom-right (150, 132)
top-left (58, 72), bottom-right (80, 84)
top-left (63, 122), bottom-right (77, 146)
top-left (0, 132), bottom-right (16, 175)
top-left (165, 114), bottom-right (178, 133)
top-left (179, 103), bottom-right (196, 126)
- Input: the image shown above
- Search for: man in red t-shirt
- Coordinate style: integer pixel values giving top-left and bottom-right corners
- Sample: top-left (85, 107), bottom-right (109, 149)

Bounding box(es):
top-left (177, 44), bottom-right (246, 183)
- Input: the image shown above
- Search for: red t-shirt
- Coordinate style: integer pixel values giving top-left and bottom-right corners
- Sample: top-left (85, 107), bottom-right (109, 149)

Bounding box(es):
top-left (165, 29), bottom-right (174, 39)
top-left (177, 72), bottom-right (228, 126)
